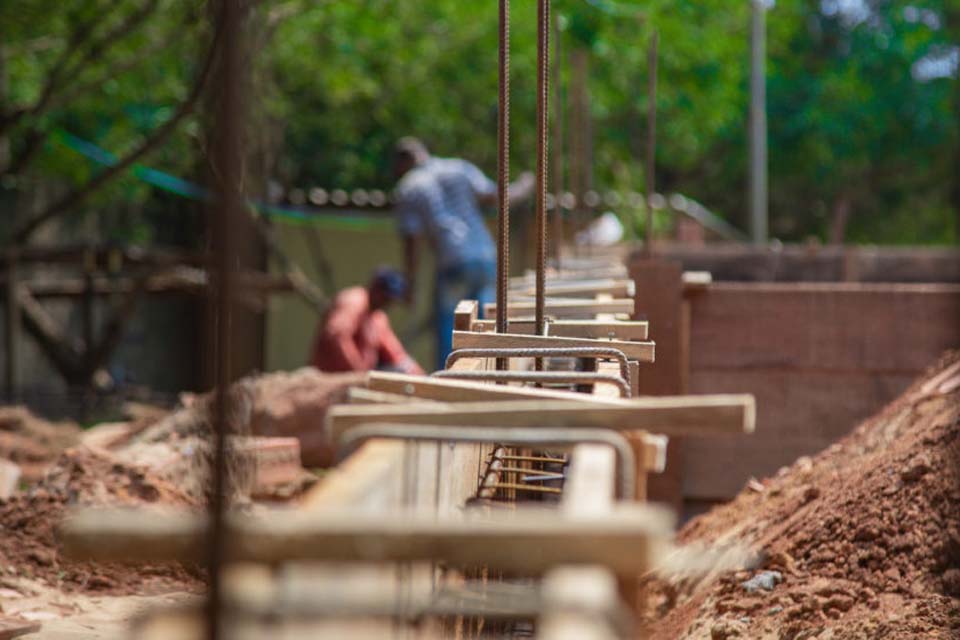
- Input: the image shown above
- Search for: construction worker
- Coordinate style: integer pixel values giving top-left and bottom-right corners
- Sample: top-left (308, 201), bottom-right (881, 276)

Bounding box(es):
top-left (310, 267), bottom-right (424, 375)
top-left (393, 137), bottom-right (533, 370)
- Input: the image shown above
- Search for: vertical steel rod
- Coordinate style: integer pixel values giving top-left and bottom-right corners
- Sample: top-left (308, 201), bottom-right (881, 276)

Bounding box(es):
top-left (534, 0), bottom-right (551, 372)
top-left (552, 14), bottom-right (564, 271)
top-left (644, 32), bottom-right (658, 257)
top-left (495, 0), bottom-right (511, 371)
top-left (749, 0), bottom-right (768, 245)
top-left (206, 1), bottom-right (244, 638)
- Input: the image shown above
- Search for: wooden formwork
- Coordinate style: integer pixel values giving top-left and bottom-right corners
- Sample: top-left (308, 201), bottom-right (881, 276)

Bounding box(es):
top-left (627, 253), bottom-right (960, 514)
top-left (58, 253), bottom-right (757, 639)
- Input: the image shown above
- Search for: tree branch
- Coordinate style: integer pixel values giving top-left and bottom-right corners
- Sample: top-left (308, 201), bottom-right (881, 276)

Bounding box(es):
top-left (0, 3), bottom-right (105, 136)
top-left (9, 19), bottom-right (224, 245)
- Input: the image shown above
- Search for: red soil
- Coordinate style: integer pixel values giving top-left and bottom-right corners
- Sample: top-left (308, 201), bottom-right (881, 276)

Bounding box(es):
top-left (643, 351), bottom-right (960, 639)
top-left (0, 447), bottom-right (202, 596)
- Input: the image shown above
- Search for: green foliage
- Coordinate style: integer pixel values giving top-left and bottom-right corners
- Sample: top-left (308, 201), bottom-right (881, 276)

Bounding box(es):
top-left (1, 0), bottom-right (957, 245)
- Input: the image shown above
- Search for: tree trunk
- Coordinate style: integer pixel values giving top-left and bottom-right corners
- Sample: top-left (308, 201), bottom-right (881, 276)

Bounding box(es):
top-left (828, 192), bottom-right (852, 245)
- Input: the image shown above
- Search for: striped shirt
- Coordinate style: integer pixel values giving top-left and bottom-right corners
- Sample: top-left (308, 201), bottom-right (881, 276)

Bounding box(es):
top-left (394, 157), bottom-right (496, 269)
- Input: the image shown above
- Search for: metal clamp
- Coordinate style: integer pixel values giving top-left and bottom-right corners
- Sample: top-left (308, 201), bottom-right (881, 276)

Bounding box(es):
top-left (433, 369), bottom-right (631, 398)
top-left (445, 346), bottom-right (632, 393)
top-left (337, 423), bottom-right (636, 500)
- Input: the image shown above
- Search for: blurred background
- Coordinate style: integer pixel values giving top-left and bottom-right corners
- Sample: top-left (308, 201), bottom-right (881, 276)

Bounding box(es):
top-left (2, 0), bottom-right (958, 417)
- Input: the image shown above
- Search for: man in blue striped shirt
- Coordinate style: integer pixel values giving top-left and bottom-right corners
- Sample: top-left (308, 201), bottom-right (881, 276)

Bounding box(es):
top-left (393, 137), bottom-right (533, 370)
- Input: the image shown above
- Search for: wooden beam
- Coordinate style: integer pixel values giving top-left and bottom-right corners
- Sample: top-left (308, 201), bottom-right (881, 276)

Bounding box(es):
top-left (453, 299), bottom-right (478, 331)
top-left (515, 279), bottom-right (633, 298)
top-left (452, 330), bottom-right (654, 363)
top-left (368, 371), bottom-right (626, 404)
top-left (61, 505), bottom-right (673, 575)
top-left (327, 395), bottom-right (755, 443)
top-left (538, 567), bottom-right (622, 640)
top-left (682, 270), bottom-right (712, 293)
top-left (484, 298), bottom-right (634, 318)
top-left (470, 318), bottom-right (649, 341)
top-left (346, 386), bottom-right (437, 405)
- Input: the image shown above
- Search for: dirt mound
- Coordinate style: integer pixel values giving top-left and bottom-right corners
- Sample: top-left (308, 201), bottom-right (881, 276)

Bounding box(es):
top-left (0, 407), bottom-right (80, 481)
top-left (127, 367), bottom-right (363, 469)
top-left (645, 351), bottom-right (960, 639)
top-left (0, 447), bottom-right (202, 596)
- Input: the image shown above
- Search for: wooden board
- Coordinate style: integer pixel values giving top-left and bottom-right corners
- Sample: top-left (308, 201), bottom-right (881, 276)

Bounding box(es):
top-left (682, 369), bottom-right (917, 500)
top-left (452, 330), bottom-right (655, 363)
top-left (631, 259), bottom-right (686, 513)
top-left (689, 283), bottom-right (960, 372)
top-left (453, 299), bottom-right (478, 331)
top-left (514, 279), bottom-right (633, 298)
top-left (469, 318), bottom-right (649, 341)
top-left (483, 298), bottom-right (635, 319)
top-left (61, 505), bottom-right (673, 575)
top-left (675, 282), bottom-right (960, 503)
top-left (367, 371), bottom-right (628, 404)
top-left (634, 243), bottom-right (960, 284)
top-left (326, 396), bottom-right (755, 443)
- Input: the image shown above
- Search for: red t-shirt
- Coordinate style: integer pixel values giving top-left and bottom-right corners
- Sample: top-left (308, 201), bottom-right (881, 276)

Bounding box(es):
top-left (310, 287), bottom-right (423, 374)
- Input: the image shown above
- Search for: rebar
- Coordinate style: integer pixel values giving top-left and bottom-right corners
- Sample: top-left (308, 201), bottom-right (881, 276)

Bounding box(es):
top-left (495, 0), bottom-right (511, 372)
top-left (489, 482), bottom-right (562, 495)
top-left (644, 31), bottom-right (658, 257)
top-left (534, 0), bottom-right (551, 371)
top-left (206, 1), bottom-right (244, 638)
top-left (494, 454), bottom-right (568, 465)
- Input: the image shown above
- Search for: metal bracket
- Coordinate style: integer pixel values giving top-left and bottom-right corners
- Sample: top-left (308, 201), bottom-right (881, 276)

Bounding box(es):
top-left (337, 423), bottom-right (636, 500)
top-left (445, 346), bottom-right (632, 391)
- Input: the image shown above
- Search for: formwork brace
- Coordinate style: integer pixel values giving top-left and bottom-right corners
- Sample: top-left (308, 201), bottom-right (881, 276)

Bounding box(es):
top-left (336, 423), bottom-right (637, 500)
top-left (444, 346), bottom-right (632, 391)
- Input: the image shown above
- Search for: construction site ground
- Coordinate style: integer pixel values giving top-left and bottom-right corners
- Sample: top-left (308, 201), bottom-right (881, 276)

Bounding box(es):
top-left (0, 355), bottom-right (958, 638)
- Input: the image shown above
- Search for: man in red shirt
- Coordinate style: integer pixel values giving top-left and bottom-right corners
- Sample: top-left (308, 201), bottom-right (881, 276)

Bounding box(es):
top-left (310, 268), bottom-right (424, 375)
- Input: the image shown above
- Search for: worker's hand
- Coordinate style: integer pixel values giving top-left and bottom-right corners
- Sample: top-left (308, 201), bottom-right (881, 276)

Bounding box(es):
top-left (510, 171), bottom-right (536, 205)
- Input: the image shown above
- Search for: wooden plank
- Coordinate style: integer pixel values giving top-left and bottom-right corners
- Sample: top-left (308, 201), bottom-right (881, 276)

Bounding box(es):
top-left (452, 330), bottom-right (655, 363)
top-left (484, 298), bottom-right (634, 319)
top-left (346, 387), bottom-right (434, 405)
top-left (682, 369), bottom-right (916, 501)
top-left (470, 318), bottom-right (649, 341)
top-left (538, 568), bottom-right (621, 640)
top-left (61, 505), bottom-right (673, 574)
top-left (681, 270), bottom-right (712, 293)
top-left (563, 445), bottom-right (616, 514)
top-left (689, 283), bottom-right (960, 372)
top-left (630, 259), bottom-right (686, 513)
top-left (515, 279), bottom-right (633, 298)
top-left (327, 395), bottom-right (755, 443)
top-left (453, 299), bottom-right (478, 331)
top-left (301, 440), bottom-right (407, 511)
top-left (368, 371), bottom-right (629, 404)
top-left (637, 242), bottom-right (960, 284)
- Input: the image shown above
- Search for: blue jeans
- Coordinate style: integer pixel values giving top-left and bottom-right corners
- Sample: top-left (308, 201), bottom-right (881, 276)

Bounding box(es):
top-left (434, 259), bottom-right (496, 370)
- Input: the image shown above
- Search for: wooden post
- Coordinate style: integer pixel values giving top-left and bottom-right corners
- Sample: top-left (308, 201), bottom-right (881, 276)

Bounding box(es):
top-left (630, 258), bottom-right (685, 515)
top-left (4, 251), bottom-right (20, 400)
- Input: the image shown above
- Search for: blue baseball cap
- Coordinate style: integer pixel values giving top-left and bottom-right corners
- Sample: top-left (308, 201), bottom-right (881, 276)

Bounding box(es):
top-left (371, 267), bottom-right (408, 299)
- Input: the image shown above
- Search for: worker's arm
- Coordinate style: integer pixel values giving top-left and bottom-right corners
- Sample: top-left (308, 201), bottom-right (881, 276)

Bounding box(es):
top-left (314, 291), bottom-right (369, 371)
top-left (372, 311), bottom-right (425, 375)
top-left (468, 161), bottom-right (534, 208)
